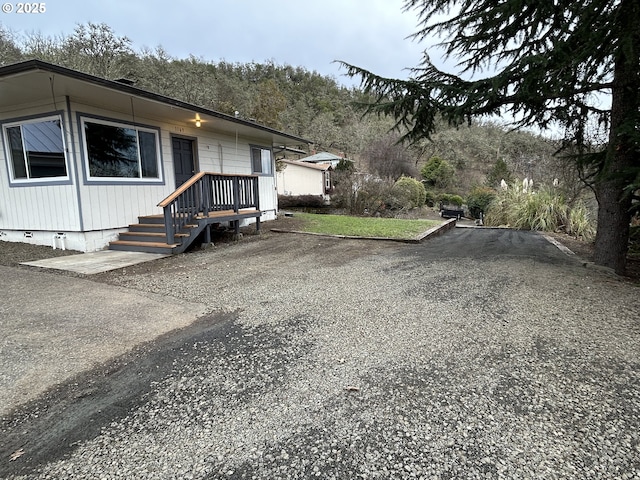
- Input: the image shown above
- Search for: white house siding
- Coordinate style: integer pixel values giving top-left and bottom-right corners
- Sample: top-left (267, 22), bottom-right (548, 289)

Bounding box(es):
top-left (1, 92), bottom-right (280, 251)
top-left (69, 101), bottom-right (174, 233)
top-left (0, 99), bottom-right (82, 234)
top-left (257, 176), bottom-right (278, 221)
top-left (198, 134), bottom-right (251, 175)
top-left (69, 102), bottom-right (278, 233)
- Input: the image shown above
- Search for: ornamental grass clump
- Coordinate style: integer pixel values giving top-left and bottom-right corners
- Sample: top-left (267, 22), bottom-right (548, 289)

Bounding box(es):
top-left (566, 202), bottom-right (596, 241)
top-left (484, 180), bottom-right (595, 241)
top-left (512, 188), bottom-right (568, 232)
top-left (483, 183), bottom-right (523, 227)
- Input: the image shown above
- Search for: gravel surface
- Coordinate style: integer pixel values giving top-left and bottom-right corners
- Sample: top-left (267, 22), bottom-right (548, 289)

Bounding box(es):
top-left (2, 226), bottom-right (639, 479)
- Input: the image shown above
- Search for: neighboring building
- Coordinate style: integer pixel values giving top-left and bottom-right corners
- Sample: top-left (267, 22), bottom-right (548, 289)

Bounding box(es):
top-left (0, 60), bottom-right (309, 253)
top-left (276, 159), bottom-right (333, 201)
top-left (299, 151), bottom-right (343, 168)
top-left (273, 145), bottom-right (307, 160)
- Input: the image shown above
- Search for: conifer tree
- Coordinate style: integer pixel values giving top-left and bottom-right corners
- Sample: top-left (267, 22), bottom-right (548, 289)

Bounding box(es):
top-left (342, 0), bottom-right (639, 274)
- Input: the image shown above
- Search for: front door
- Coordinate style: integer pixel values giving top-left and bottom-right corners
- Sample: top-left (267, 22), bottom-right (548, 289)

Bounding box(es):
top-left (172, 137), bottom-right (196, 187)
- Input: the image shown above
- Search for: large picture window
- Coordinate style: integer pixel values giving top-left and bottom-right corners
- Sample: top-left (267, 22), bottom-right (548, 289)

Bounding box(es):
top-left (251, 145), bottom-right (273, 175)
top-left (81, 117), bottom-right (161, 181)
top-left (3, 115), bottom-right (68, 182)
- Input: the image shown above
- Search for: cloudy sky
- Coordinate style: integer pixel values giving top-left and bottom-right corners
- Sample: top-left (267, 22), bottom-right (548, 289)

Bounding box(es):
top-left (1, 0), bottom-right (445, 87)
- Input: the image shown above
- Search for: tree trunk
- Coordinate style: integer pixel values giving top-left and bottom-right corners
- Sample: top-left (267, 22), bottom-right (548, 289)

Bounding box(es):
top-left (593, 0), bottom-right (639, 275)
top-left (594, 177), bottom-right (632, 275)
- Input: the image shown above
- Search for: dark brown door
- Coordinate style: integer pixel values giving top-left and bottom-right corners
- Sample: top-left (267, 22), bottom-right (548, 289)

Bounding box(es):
top-left (172, 137), bottom-right (196, 187)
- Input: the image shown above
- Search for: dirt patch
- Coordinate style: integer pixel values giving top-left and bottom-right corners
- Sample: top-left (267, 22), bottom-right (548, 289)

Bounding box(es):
top-left (545, 231), bottom-right (640, 282)
top-left (544, 231), bottom-right (595, 261)
top-left (0, 240), bottom-right (80, 268)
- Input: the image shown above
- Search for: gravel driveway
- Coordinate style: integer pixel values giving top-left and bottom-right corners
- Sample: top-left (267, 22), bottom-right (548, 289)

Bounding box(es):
top-left (2, 227), bottom-right (639, 479)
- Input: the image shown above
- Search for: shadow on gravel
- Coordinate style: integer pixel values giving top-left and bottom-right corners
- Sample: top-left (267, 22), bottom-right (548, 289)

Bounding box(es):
top-left (0, 312), bottom-right (240, 477)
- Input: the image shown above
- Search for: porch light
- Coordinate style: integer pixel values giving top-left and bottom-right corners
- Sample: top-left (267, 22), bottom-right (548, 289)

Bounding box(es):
top-left (195, 119), bottom-right (201, 128)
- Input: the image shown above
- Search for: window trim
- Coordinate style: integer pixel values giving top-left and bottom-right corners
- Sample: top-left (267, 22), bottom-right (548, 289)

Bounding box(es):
top-left (2, 113), bottom-right (71, 186)
top-left (324, 170), bottom-right (332, 193)
top-left (250, 144), bottom-right (274, 176)
top-left (79, 114), bottom-right (164, 185)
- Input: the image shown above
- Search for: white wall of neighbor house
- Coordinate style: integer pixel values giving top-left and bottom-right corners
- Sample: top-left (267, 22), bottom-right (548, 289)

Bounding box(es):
top-left (277, 163), bottom-right (325, 197)
top-left (0, 95), bottom-right (278, 250)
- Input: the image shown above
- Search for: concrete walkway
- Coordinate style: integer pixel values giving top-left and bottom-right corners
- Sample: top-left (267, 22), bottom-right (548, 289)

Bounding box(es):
top-left (21, 250), bottom-right (168, 275)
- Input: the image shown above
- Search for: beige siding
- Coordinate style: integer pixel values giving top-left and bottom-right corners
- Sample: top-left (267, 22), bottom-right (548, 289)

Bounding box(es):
top-left (277, 163), bottom-right (325, 196)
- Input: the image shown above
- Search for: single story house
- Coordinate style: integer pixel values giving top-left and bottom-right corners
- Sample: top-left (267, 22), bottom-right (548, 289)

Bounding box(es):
top-left (276, 159), bottom-right (333, 201)
top-left (0, 60), bottom-right (309, 253)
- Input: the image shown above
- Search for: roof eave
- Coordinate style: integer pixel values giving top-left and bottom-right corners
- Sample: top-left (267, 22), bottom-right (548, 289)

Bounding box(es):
top-left (0, 59), bottom-right (311, 146)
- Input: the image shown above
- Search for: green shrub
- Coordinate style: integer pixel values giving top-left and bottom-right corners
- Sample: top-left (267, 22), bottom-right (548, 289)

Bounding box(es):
top-left (390, 176), bottom-right (427, 210)
top-left (424, 189), bottom-right (436, 207)
top-left (466, 186), bottom-right (497, 219)
top-left (437, 193), bottom-right (464, 206)
top-left (335, 158), bottom-right (355, 172)
top-left (512, 188), bottom-right (567, 231)
top-left (420, 156), bottom-right (456, 189)
top-left (486, 158), bottom-right (513, 188)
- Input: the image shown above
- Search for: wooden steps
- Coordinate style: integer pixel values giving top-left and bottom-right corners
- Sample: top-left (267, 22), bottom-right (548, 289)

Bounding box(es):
top-left (109, 240), bottom-right (180, 254)
top-left (109, 208), bottom-right (262, 255)
top-left (109, 213), bottom-right (193, 254)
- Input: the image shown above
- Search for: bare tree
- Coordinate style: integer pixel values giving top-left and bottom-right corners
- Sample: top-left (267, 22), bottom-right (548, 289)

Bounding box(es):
top-left (62, 23), bottom-right (134, 79)
top-left (364, 133), bottom-right (419, 180)
top-left (0, 26), bottom-right (22, 65)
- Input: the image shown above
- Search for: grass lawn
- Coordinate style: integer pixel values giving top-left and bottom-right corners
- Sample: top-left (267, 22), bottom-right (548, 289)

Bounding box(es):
top-left (292, 213), bottom-right (441, 239)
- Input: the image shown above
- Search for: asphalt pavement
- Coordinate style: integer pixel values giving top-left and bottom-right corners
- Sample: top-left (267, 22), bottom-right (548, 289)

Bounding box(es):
top-left (1, 227), bottom-right (639, 479)
top-left (0, 266), bottom-right (208, 416)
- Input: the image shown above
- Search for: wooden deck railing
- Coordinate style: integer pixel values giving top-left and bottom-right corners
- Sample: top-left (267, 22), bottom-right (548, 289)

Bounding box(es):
top-left (157, 172), bottom-right (260, 244)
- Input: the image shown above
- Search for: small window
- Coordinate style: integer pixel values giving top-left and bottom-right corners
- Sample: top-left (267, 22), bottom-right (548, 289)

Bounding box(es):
top-left (3, 116), bottom-right (68, 182)
top-left (251, 145), bottom-right (273, 175)
top-left (81, 117), bottom-right (161, 181)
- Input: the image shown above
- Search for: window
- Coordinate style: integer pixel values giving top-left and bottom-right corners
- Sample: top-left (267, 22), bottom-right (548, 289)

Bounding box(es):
top-left (3, 116), bottom-right (68, 181)
top-left (81, 117), bottom-right (161, 181)
top-left (325, 171), bottom-right (332, 192)
top-left (251, 146), bottom-right (273, 175)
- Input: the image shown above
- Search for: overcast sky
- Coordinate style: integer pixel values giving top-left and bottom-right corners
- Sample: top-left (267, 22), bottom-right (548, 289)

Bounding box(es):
top-left (1, 0), bottom-right (444, 87)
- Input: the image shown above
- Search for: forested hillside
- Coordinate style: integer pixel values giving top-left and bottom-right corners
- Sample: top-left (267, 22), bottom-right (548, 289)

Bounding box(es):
top-left (0, 22), bottom-right (576, 198)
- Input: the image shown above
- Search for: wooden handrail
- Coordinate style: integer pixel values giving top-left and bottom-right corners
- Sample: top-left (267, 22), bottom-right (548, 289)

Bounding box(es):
top-left (157, 172), bottom-right (206, 207)
top-left (157, 172), bottom-right (260, 207)
top-left (158, 171), bottom-right (260, 247)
